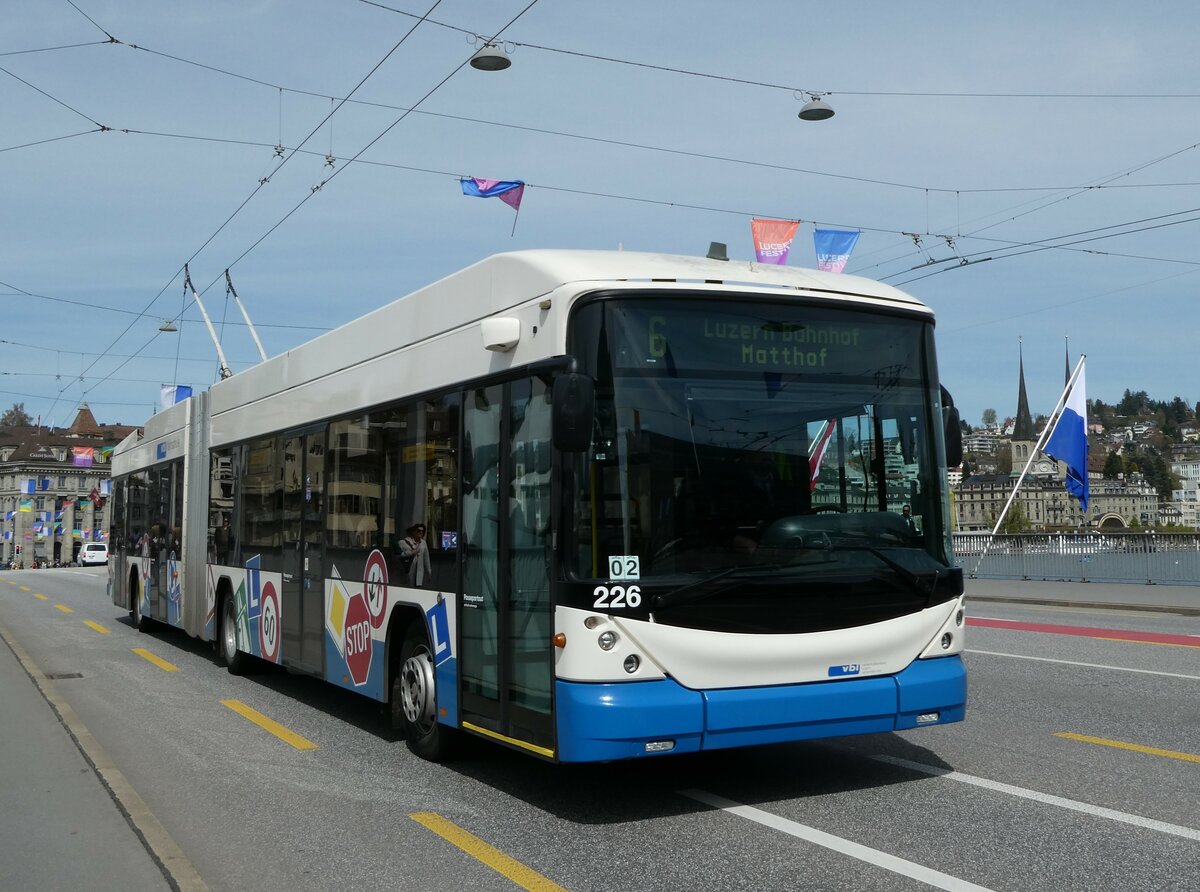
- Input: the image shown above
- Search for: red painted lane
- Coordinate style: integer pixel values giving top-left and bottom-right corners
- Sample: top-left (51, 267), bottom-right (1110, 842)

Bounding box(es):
top-left (967, 617), bottom-right (1200, 648)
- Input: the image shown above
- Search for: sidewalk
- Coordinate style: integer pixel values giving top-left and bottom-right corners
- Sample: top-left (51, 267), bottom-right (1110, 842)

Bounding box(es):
top-left (965, 577), bottom-right (1200, 615)
top-left (0, 630), bottom-right (170, 891)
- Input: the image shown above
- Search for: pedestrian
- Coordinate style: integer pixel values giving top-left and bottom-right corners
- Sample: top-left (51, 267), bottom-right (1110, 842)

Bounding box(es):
top-left (398, 523), bottom-right (432, 587)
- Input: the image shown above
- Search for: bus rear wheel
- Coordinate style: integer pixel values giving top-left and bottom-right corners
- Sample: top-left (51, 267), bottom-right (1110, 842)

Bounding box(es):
top-left (220, 593), bottom-right (247, 675)
top-left (393, 622), bottom-right (452, 761)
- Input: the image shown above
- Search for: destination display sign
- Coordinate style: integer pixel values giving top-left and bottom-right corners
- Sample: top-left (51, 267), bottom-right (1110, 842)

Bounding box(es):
top-left (597, 299), bottom-right (927, 378)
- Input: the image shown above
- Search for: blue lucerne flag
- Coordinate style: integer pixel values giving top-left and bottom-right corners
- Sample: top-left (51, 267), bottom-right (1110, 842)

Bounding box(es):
top-left (1043, 362), bottom-right (1089, 511)
top-left (161, 384), bottom-right (193, 410)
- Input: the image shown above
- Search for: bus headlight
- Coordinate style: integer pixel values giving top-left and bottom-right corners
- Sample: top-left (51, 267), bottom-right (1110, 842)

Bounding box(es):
top-left (941, 632), bottom-right (953, 649)
top-left (598, 630), bottom-right (618, 651)
top-left (623, 654), bottom-right (640, 673)
top-left (955, 608), bottom-right (964, 627)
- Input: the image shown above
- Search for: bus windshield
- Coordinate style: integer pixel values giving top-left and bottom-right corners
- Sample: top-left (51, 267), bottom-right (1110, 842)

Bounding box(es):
top-left (565, 293), bottom-right (957, 632)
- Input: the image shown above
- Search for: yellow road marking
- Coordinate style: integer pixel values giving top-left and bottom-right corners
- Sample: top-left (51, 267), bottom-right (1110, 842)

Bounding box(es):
top-left (33, 593), bottom-right (48, 600)
top-left (18, 585), bottom-right (30, 591)
top-left (132, 648), bottom-right (180, 673)
top-left (221, 699), bottom-right (317, 751)
top-left (1056, 732), bottom-right (1200, 764)
top-left (410, 812), bottom-right (567, 892)
top-left (54, 604), bottom-right (74, 614)
top-left (1095, 637), bottom-right (1200, 649)
top-left (83, 620), bottom-right (110, 634)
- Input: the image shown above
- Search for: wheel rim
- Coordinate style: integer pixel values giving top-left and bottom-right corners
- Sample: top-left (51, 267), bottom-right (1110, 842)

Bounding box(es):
top-left (400, 645), bottom-right (436, 733)
top-left (223, 598), bottom-right (237, 661)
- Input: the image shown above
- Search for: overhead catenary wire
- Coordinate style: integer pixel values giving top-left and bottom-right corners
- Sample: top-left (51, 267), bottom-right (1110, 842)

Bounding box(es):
top-left (57, 0), bottom-right (546, 426)
top-left (355, 0), bottom-right (1200, 100)
top-left (94, 37), bottom-right (1200, 198)
top-left (10, 2), bottom-right (1199, 426)
top-left (56, 0), bottom-right (454, 424)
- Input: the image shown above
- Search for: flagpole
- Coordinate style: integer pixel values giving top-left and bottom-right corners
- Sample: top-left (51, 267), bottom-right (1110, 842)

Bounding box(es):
top-left (970, 354), bottom-right (1086, 577)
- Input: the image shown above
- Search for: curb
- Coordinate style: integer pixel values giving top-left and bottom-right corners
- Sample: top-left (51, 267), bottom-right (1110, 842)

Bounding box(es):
top-left (968, 595), bottom-right (1200, 617)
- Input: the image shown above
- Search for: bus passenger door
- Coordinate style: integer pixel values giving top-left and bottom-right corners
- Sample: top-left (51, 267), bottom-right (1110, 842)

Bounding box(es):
top-left (460, 376), bottom-right (555, 755)
top-left (281, 429), bottom-right (326, 672)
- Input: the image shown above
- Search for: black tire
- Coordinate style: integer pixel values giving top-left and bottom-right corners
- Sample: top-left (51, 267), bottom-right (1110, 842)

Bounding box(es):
top-left (130, 577), bottom-right (151, 632)
top-left (219, 592), bottom-right (247, 675)
top-left (392, 621), bottom-right (453, 761)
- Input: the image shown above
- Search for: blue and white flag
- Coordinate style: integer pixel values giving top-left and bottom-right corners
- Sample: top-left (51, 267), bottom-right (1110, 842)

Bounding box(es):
top-left (1043, 363), bottom-right (1089, 511)
top-left (160, 384), bottom-right (192, 410)
top-left (19, 479), bottom-right (35, 495)
top-left (814, 229), bottom-right (860, 273)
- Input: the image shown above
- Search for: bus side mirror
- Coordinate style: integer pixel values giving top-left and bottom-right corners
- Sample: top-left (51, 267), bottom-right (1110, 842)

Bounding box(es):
top-left (943, 406), bottom-right (962, 467)
top-left (552, 373), bottom-right (594, 453)
top-left (941, 385), bottom-right (962, 468)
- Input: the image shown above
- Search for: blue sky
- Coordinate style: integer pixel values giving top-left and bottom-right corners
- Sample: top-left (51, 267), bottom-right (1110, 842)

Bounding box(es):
top-left (3, 0), bottom-right (1198, 429)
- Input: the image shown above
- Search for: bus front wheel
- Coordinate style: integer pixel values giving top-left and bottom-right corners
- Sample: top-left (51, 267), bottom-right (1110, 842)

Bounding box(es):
top-left (393, 622), bottom-right (452, 761)
top-left (130, 577), bottom-right (151, 632)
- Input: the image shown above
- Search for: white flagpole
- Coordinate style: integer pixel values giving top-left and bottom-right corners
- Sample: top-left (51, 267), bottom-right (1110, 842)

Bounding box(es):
top-left (970, 354), bottom-right (1086, 577)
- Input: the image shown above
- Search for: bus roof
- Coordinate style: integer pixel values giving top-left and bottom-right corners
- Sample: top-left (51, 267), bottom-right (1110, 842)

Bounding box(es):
top-left (444, 249), bottom-right (927, 306)
top-left (208, 249), bottom-right (932, 443)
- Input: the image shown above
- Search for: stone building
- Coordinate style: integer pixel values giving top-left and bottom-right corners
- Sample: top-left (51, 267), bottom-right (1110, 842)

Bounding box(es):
top-left (0, 405), bottom-right (137, 566)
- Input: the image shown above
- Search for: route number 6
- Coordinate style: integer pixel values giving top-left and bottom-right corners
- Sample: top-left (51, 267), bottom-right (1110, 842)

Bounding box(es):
top-left (593, 584), bottom-right (642, 609)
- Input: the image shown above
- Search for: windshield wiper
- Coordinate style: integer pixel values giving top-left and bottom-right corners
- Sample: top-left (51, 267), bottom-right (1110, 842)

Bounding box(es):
top-left (650, 561), bottom-right (818, 612)
top-left (825, 541), bottom-right (959, 605)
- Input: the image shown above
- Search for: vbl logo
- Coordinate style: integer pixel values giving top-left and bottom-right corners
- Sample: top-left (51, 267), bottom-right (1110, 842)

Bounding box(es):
top-left (828, 663), bottom-right (861, 677)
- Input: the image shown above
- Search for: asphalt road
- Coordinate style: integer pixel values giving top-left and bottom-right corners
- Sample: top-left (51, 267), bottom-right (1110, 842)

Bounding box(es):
top-left (1, 568), bottom-right (1197, 892)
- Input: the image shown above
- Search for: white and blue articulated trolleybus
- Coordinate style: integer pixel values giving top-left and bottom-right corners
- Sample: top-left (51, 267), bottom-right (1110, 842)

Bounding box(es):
top-left (110, 249), bottom-right (966, 762)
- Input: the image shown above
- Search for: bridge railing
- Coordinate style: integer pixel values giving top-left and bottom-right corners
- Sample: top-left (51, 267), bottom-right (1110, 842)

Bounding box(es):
top-left (953, 532), bottom-right (1200, 585)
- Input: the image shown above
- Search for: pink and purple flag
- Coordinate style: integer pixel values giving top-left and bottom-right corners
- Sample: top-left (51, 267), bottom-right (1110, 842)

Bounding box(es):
top-left (751, 218), bottom-right (801, 265)
top-left (460, 177), bottom-right (525, 210)
top-left (461, 177), bottom-right (526, 234)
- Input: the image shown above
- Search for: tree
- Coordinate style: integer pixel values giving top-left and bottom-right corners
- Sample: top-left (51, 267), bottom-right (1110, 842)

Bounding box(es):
top-left (1102, 451), bottom-right (1124, 479)
top-left (994, 500), bottom-right (1029, 534)
top-left (1117, 389), bottom-right (1150, 417)
top-left (0, 403), bottom-right (32, 427)
top-left (981, 408), bottom-right (997, 427)
top-left (995, 444), bottom-right (1012, 476)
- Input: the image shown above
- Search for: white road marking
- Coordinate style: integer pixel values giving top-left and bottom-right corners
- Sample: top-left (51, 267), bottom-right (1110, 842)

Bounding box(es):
top-left (967, 648), bottom-right (1200, 681)
top-left (680, 788), bottom-right (996, 892)
top-left (872, 755), bottom-right (1200, 843)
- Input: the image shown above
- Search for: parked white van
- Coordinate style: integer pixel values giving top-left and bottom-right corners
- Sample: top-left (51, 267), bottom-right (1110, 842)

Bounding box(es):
top-left (77, 543), bottom-right (108, 566)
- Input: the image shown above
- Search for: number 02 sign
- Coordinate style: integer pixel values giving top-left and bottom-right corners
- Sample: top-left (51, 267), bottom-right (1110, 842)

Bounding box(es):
top-left (607, 555), bottom-right (640, 580)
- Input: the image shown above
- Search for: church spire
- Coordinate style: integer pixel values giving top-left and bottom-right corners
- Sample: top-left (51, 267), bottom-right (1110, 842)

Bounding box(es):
top-left (1013, 338), bottom-right (1035, 441)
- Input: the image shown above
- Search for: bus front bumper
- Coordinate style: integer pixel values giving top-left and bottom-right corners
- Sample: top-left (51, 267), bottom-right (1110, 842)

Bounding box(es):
top-left (554, 655), bottom-right (965, 763)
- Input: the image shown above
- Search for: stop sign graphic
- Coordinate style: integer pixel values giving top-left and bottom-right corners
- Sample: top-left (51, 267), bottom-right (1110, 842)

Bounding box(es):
top-left (343, 592), bottom-right (373, 687)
